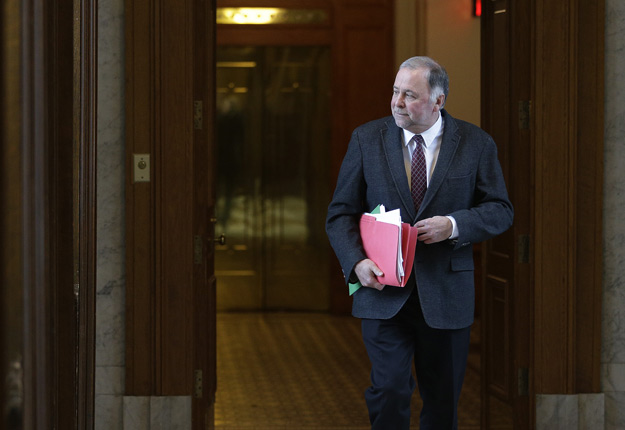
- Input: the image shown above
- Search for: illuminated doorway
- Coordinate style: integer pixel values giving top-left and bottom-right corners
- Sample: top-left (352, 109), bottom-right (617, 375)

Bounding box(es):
top-left (215, 46), bottom-right (331, 311)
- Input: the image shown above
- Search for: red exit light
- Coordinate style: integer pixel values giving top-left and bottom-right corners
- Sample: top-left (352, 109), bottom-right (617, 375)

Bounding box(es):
top-left (474, 0), bottom-right (482, 17)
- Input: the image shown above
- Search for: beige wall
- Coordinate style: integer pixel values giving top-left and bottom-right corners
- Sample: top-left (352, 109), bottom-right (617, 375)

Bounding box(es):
top-left (395, 0), bottom-right (481, 126)
top-left (394, 0), bottom-right (422, 65)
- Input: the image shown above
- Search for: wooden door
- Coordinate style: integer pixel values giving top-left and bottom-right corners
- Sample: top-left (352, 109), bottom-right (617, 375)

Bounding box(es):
top-left (480, 0), bottom-right (531, 428)
top-left (125, 0), bottom-right (217, 427)
top-left (193, 0), bottom-right (218, 425)
top-left (481, 0), bottom-right (604, 427)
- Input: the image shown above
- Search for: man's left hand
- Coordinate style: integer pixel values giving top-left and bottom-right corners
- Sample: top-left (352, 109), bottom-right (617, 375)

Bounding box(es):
top-left (416, 216), bottom-right (452, 244)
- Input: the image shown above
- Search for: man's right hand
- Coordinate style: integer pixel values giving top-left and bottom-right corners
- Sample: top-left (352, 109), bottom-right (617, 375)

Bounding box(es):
top-left (354, 259), bottom-right (385, 291)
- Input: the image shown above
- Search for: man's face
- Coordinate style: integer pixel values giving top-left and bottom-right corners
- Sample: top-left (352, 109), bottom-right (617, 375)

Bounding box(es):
top-left (391, 67), bottom-right (443, 134)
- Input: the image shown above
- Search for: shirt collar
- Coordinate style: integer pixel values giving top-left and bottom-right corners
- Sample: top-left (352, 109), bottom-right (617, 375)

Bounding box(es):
top-left (402, 112), bottom-right (444, 148)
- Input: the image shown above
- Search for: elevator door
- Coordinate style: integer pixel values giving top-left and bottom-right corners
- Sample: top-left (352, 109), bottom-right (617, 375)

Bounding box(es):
top-left (215, 46), bottom-right (331, 311)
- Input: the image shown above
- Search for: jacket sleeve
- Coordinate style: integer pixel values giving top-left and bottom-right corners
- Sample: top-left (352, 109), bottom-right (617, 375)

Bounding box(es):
top-left (325, 130), bottom-right (368, 284)
top-left (448, 135), bottom-right (514, 250)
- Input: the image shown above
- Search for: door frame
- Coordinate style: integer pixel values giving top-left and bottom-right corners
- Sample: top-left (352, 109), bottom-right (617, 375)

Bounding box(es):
top-left (216, 0), bottom-right (396, 314)
top-left (0, 0), bottom-right (97, 428)
top-left (75, 0), bottom-right (99, 426)
top-left (480, 0), bottom-right (605, 427)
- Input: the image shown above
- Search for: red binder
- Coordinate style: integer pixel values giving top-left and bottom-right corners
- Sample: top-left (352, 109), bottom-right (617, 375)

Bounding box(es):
top-left (359, 213), bottom-right (418, 287)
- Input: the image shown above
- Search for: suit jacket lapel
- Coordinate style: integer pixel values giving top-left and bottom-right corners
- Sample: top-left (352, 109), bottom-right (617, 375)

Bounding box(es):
top-left (381, 119), bottom-right (416, 220)
top-left (420, 110), bottom-right (460, 215)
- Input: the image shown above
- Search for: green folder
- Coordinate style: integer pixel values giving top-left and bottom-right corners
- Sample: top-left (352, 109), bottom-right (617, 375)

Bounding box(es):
top-left (348, 205), bottom-right (382, 296)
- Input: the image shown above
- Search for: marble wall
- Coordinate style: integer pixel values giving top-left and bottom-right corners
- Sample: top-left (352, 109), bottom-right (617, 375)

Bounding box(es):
top-left (94, 0), bottom-right (625, 428)
top-left (535, 394), bottom-right (605, 429)
top-left (96, 0), bottom-right (126, 427)
top-left (602, 0), bottom-right (625, 429)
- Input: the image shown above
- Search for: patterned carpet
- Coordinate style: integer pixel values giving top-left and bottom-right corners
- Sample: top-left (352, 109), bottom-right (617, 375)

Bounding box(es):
top-left (215, 312), bottom-right (484, 429)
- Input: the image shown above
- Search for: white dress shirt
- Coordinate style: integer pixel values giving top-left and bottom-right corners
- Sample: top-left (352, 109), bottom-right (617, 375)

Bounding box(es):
top-left (401, 114), bottom-right (458, 239)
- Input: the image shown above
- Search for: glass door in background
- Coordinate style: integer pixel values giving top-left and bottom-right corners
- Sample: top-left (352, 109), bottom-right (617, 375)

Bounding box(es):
top-left (215, 46), bottom-right (331, 311)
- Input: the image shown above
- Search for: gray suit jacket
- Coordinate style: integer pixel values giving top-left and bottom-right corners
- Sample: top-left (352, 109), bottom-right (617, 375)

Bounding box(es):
top-left (325, 110), bottom-right (513, 329)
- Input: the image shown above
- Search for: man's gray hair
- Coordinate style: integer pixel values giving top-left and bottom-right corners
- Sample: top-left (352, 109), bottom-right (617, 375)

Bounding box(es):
top-left (399, 56), bottom-right (449, 106)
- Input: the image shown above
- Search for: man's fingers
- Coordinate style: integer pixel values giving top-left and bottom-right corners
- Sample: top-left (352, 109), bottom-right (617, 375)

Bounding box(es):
top-left (354, 259), bottom-right (385, 289)
top-left (416, 216), bottom-right (451, 244)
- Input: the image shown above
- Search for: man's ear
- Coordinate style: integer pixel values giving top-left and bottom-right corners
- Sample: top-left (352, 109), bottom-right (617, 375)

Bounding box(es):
top-left (434, 94), bottom-right (446, 112)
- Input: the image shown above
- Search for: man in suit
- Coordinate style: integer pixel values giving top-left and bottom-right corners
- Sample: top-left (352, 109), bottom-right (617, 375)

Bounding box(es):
top-left (325, 56), bottom-right (513, 429)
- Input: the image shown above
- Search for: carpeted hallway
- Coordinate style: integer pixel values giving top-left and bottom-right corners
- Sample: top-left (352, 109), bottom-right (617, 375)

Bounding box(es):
top-left (214, 312), bottom-right (483, 429)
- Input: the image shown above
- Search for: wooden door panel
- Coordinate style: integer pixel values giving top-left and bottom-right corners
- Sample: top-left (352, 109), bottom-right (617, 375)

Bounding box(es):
top-left (485, 275), bottom-right (511, 400)
top-left (158, 0), bottom-right (195, 390)
top-left (193, 0), bottom-right (217, 425)
top-left (481, 0), bottom-right (519, 427)
top-left (125, 0), bottom-right (157, 395)
top-left (126, 0), bottom-right (196, 396)
top-left (125, 0), bottom-right (217, 426)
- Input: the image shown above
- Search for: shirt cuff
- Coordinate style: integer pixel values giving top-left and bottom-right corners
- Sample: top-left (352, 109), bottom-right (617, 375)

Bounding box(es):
top-left (446, 215), bottom-right (459, 239)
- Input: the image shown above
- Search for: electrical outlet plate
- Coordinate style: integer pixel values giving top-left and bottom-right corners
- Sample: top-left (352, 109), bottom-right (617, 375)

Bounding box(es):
top-left (133, 154), bottom-right (150, 183)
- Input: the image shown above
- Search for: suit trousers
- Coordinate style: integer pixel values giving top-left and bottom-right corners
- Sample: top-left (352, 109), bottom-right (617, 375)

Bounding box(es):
top-left (361, 282), bottom-right (472, 430)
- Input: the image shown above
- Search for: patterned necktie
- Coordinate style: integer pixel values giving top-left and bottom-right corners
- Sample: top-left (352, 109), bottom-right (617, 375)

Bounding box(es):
top-left (410, 135), bottom-right (427, 211)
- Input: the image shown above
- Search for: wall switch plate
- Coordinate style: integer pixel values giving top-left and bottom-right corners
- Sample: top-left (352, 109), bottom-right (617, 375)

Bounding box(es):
top-left (133, 154), bottom-right (150, 183)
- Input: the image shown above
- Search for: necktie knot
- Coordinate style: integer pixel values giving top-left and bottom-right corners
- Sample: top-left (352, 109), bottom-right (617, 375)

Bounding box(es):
top-left (410, 135), bottom-right (427, 211)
